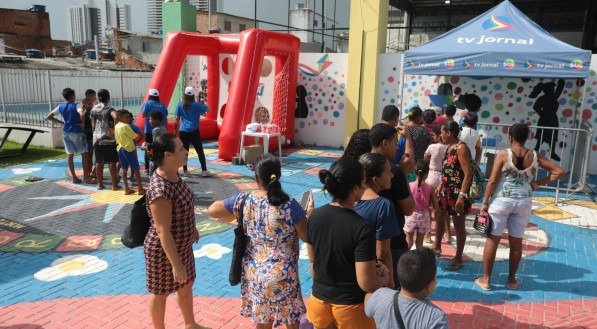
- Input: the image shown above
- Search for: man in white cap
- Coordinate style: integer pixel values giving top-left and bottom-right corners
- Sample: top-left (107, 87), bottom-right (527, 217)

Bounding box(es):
top-left (175, 86), bottom-right (212, 177)
top-left (140, 88), bottom-right (168, 175)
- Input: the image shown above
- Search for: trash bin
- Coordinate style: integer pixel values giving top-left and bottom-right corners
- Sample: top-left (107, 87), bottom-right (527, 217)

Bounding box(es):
top-left (485, 152), bottom-right (496, 179)
top-left (85, 49), bottom-right (96, 60)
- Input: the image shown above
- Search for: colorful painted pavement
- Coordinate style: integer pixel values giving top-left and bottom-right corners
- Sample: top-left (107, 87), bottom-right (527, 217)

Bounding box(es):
top-left (0, 145), bottom-right (596, 328)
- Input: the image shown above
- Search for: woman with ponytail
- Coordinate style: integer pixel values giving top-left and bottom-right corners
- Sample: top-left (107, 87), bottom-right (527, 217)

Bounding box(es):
top-left (209, 154), bottom-right (311, 329)
top-left (305, 158), bottom-right (389, 329)
top-left (404, 160), bottom-right (438, 250)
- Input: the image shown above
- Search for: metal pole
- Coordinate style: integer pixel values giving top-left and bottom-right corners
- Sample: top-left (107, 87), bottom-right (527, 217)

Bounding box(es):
top-left (208, 0), bottom-right (211, 31)
top-left (287, 0), bottom-right (291, 33)
top-left (0, 70), bottom-right (6, 122)
top-left (332, 0), bottom-right (337, 51)
top-left (94, 35), bottom-right (100, 64)
top-left (46, 70), bottom-right (53, 128)
top-left (120, 71), bottom-right (125, 110)
top-left (312, 0), bottom-right (316, 42)
top-left (254, 0), bottom-right (257, 28)
top-left (321, 0), bottom-right (325, 52)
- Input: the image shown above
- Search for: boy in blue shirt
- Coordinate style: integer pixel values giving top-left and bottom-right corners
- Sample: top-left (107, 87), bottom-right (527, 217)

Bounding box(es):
top-left (47, 88), bottom-right (91, 184)
top-left (140, 88), bottom-right (168, 175)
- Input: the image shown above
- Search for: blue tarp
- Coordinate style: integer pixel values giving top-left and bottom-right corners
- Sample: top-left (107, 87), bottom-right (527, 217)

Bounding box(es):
top-left (403, 0), bottom-right (591, 78)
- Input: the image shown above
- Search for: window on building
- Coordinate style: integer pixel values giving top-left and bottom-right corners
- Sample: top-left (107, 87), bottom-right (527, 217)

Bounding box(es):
top-left (313, 20), bottom-right (318, 27)
top-left (224, 21), bottom-right (232, 31)
top-left (239, 23), bottom-right (246, 32)
top-left (142, 41), bottom-right (150, 52)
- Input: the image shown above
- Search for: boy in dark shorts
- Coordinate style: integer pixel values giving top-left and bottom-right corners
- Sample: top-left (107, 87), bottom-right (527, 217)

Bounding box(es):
top-left (90, 89), bottom-right (119, 190)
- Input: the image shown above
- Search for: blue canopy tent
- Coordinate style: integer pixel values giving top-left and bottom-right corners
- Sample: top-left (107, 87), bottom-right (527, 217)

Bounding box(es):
top-left (403, 0), bottom-right (591, 78)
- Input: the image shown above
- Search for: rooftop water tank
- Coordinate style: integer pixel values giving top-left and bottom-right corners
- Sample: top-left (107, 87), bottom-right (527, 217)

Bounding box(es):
top-left (31, 5), bottom-right (46, 13)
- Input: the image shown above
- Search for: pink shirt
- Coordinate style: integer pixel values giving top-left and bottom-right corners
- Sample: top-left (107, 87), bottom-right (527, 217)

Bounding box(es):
top-left (425, 143), bottom-right (449, 172)
top-left (409, 182), bottom-right (431, 211)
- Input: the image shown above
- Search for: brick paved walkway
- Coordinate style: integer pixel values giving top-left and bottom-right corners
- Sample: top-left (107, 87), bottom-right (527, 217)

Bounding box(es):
top-left (0, 145), bottom-right (595, 328)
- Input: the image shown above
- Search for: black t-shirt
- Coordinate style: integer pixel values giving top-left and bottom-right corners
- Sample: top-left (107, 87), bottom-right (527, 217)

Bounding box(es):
top-left (307, 204), bottom-right (376, 305)
top-left (379, 165), bottom-right (411, 250)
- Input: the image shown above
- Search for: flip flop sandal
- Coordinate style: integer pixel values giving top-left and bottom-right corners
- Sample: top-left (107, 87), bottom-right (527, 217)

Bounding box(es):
top-left (475, 278), bottom-right (491, 291)
top-left (25, 176), bottom-right (44, 182)
top-left (446, 262), bottom-right (463, 271)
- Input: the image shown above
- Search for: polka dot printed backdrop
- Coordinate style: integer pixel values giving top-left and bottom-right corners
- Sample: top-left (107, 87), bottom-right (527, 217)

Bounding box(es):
top-left (376, 54), bottom-right (404, 121)
top-left (294, 53), bottom-right (348, 147)
top-left (398, 55), bottom-right (597, 174)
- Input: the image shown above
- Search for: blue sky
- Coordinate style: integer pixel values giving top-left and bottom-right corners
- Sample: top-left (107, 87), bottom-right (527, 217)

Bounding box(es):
top-left (0, 0), bottom-right (349, 41)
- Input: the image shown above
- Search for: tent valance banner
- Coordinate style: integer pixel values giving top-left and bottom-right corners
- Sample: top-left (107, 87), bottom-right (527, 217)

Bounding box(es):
top-left (403, 0), bottom-right (591, 78)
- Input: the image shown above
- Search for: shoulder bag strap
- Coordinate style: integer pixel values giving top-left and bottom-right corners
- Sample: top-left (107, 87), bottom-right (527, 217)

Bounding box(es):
top-left (393, 292), bottom-right (406, 329)
top-left (236, 194), bottom-right (248, 230)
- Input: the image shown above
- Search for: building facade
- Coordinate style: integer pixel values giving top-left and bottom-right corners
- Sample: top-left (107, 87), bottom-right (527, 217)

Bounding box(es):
top-left (68, 4), bottom-right (103, 45)
top-left (0, 8), bottom-right (52, 56)
top-left (195, 11), bottom-right (254, 34)
top-left (117, 5), bottom-right (131, 30)
top-left (146, 0), bottom-right (162, 33)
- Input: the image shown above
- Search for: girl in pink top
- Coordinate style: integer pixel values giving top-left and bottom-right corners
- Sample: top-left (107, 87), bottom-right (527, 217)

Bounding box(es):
top-left (424, 125), bottom-right (449, 189)
top-left (404, 161), bottom-right (439, 249)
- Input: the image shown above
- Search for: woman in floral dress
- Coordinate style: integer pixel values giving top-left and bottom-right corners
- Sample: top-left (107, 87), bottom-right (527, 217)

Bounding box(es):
top-left (433, 121), bottom-right (473, 271)
top-left (209, 154), bottom-right (311, 329)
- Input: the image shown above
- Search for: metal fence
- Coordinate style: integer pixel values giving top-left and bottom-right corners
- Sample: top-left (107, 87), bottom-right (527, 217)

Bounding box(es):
top-left (0, 69), bottom-right (153, 127)
top-left (477, 121), bottom-right (593, 204)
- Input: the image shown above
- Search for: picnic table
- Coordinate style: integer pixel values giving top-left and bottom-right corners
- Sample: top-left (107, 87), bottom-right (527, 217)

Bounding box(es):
top-left (0, 126), bottom-right (47, 158)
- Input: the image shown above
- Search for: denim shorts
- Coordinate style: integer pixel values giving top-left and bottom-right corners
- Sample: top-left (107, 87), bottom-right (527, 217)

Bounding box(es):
top-left (62, 132), bottom-right (87, 155)
top-left (117, 148), bottom-right (140, 170)
top-left (488, 197), bottom-right (532, 238)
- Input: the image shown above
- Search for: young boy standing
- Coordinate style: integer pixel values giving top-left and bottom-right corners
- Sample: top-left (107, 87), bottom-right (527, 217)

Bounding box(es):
top-left (365, 248), bottom-right (449, 329)
top-left (47, 88), bottom-right (90, 184)
top-left (114, 110), bottom-right (144, 195)
top-left (140, 110), bottom-right (166, 175)
top-left (90, 89), bottom-right (119, 190)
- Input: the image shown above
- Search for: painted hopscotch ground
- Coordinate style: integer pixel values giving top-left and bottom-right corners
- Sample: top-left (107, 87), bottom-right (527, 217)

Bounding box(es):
top-left (0, 146), bottom-right (595, 328)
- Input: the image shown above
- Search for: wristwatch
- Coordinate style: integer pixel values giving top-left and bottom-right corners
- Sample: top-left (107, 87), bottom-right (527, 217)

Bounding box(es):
top-left (458, 191), bottom-right (467, 197)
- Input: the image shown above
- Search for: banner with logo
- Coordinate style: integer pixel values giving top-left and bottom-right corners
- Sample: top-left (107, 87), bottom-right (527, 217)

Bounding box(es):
top-left (403, 0), bottom-right (591, 78)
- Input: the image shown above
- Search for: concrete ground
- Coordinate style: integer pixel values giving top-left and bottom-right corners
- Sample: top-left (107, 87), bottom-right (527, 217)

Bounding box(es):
top-left (0, 144), bottom-right (595, 328)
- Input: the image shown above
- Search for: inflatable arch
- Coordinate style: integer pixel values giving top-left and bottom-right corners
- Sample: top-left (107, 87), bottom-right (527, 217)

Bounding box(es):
top-left (135, 32), bottom-right (241, 140)
top-left (136, 29), bottom-right (300, 161)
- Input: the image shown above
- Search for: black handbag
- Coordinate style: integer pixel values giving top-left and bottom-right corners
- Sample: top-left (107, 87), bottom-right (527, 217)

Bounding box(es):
top-left (473, 212), bottom-right (493, 237)
top-left (229, 195), bottom-right (248, 286)
top-left (121, 195), bottom-right (151, 248)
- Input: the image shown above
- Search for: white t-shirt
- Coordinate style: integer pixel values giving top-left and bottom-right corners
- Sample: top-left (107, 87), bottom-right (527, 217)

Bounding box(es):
top-left (459, 126), bottom-right (480, 160)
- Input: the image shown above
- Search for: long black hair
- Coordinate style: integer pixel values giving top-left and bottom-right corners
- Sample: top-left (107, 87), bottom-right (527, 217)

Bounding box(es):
top-left (342, 129), bottom-right (370, 162)
top-left (318, 158), bottom-right (364, 201)
top-left (442, 121), bottom-right (461, 139)
top-left (152, 133), bottom-right (177, 167)
top-left (183, 93), bottom-right (194, 110)
top-left (254, 154), bottom-right (289, 207)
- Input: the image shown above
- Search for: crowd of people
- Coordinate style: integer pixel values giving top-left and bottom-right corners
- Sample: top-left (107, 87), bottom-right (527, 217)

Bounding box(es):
top-left (47, 86), bottom-right (213, 192)
top-left (207, 102), bottom-right (563, 329)
top-left (48, 90), bottom-right (564, 328)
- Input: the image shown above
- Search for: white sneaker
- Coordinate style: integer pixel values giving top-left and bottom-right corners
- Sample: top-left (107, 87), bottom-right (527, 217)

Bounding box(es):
top-left (201, 170), bottom-right (213, 177)
top-left (181, 171), bottom-right (189, 177)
